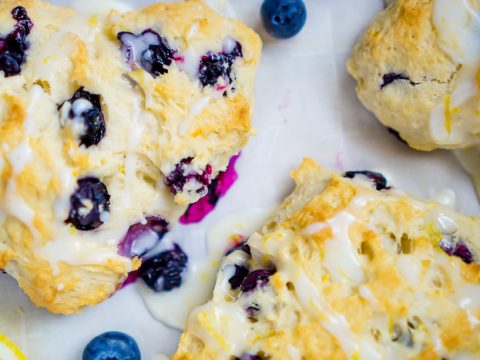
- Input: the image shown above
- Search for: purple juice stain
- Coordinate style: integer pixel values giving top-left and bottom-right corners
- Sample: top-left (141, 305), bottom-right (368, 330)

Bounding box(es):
top-left (180, 154), bottom-right (240, 224)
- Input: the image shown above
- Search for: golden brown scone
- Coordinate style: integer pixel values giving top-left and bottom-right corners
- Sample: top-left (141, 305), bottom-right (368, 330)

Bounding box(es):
top-left (0, 0), bottom-right (261, 314)
top-left (174, 159), bottom-right (480, 359)
top-left (347, 0), bottom-right (480, 151)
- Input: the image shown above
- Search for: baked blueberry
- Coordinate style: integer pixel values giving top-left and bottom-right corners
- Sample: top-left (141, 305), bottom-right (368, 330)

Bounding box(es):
top-left (241, 268), bottom-right (276, 292)
top-left (66, 177), bottom-right (110, 231)
top-left (118, 29), bottom-right (175, 78)
top-left (228, 264), bottom-right (250, 290)
top-left (439, 237), bottom-right (476, 264)
top-left (0, 6), bottom-right (33, 77)
top-left (59, 88), bottom-right (106, 148)
top-left (118, 216), bottom-right (169, 258)
top-left (380, 73), bottom-right (417, 89)
top-left (82, 331), bottom-right (141, 360)
top-left (344, 170), bottom-right (390, 191)
top-left (180, 154), bottom-right (239, 224)
top-left (165, 158), bottom-right (213, 197)
top-left (140, 244), bottom-right (188, 292)
top-left (261, 0), bottom-right (306, 39)
top-left (198, 40), bottom-right (243, 90)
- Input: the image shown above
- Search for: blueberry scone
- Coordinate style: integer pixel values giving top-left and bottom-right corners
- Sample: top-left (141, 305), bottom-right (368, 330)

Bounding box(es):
top-left (174, 159), bottom-right (480, 359)
top-left (0, 0), bottom-right (261, 314)
top-left (348, 0), bottom-right (480, 151)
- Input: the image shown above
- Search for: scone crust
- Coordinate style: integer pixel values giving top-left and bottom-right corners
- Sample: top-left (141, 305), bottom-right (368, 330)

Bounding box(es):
top-left (347, 0), bottom-right (477, 150)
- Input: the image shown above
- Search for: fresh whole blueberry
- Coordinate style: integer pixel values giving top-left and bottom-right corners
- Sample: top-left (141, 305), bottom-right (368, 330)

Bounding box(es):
top-left (261, 0), bottom-right (307, 39)
top-left (228, 265), bottom-right (250, 290)
top-left (59, 88), bottom-right (106, 147)
top-left (118, 216), bottom-right (169, 258)
top-left (241, 268), bottom-right (276, 292)
top-left (165, 158), bottom-right (213, 197)
top-left (0, 6), bottom-right (33, 77)
top-left (198, 39), bottom-right (243, 90)
top-left (118, 29), bottom-right (175, 78)
top-left (344, 170), bottom-right (390, 191)
top-left (82, 331), bottom-right (141, 360)
top-left (66, 177), bottom-right (110, 231)
top-left (140, 244), bottom-right (188, 292)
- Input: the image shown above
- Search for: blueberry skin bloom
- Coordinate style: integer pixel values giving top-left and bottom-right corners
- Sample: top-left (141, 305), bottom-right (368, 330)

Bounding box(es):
top-left (83, 331), bottom-right (141, 360)
top-left (261, 0), bottom-right (307, 39)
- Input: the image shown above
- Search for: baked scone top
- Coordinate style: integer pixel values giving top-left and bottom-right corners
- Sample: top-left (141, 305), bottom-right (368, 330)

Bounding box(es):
top-left (348, 0), bottom-right (480, 150)
top-left (0, 0), bottom-right (260, 313)
top-left (174, 159), bottom-right (480, 359)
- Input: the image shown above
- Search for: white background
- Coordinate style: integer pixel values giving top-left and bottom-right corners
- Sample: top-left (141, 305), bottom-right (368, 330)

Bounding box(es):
top-left (1, 0), bottom-right (479, 359)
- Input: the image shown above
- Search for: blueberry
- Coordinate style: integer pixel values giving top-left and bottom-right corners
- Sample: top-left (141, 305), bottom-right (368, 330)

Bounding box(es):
top-left (241, 268), bottom-right (276, 292)
top-left (387, 127), bottom-right (408, 145)
top-left (140, 244), bottom-right (188, 292)
top-left (439, 237), bottom-right (476, 264)
top-left (83, 331), bottom-right (141, 360)
top-left (226, 242), bottom-right (251, 256)
top-left (228, 265), bottom-right (250, 290)
top-left (59, 88), bottom-right (106, 147)
top-left (165, 158), bottom-right (213, 197)
top-left (0, 6), bottom-right (33, 77)
top-left (118, 216), bottom-right (169, 257)
top-left (380, 73), bottom-right (418, 89)
top-left (198, 40), bottom-right (243, 90)
top-left (261, 0), bottom-right (306, 39)
top-left (344, 170), bottom-right (390, 191)
top-left (118, 29), bottom-right (174, 78)
top-left (66, 177), bottom-right (110, 231)
top-left (180, 154), bottom-right (239, 224)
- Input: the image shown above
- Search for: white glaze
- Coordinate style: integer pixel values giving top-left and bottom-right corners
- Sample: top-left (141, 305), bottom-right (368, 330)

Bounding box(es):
top-left (178, 96), bottom-right (210, 135)
top-left (140, 208), bottom-right (273, 330)
top-left (431, 188), bottom-right (457, 208)
top-left (456, 284), bottom-right (480, 326)
top-left (396, 255), bottom-right (422, 286)
top-left (322, 211), bottom-right (364, 285)
top-left (8, 140), bottom-right (32, 175)
top-left (435, 213), bottom-right (458, 234)
top-left (430, 0), bottom-right (480, 145)
top-left (70, 0), bottom-right (133, 16)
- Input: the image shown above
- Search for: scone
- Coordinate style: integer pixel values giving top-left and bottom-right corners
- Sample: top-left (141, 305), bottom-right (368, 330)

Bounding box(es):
top-left (347, 0), bottom-right (480, 151)
top-left (174, 159), bottom-right (480, 359)
top-left (0, 0), bottom-right (261, 314)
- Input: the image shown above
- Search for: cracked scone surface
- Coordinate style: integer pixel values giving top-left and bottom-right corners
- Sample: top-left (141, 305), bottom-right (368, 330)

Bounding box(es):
top-left (347, 0), bottom-right (480, 150)
top-left (0, 0), bottom-right (260, 314)
top-left (174, 159), bottom-right (480, 359)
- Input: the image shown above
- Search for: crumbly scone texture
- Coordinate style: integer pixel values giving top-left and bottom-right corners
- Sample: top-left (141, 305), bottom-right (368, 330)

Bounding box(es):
top-left (174, 159), bottom-right (480, 359)
top-left (0, 0), bottom-right (260, 314)
top-left (347, 0), bottom-right (480, 151)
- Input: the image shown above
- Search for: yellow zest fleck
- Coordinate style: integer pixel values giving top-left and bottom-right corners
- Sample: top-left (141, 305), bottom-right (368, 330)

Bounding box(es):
top-left (210, 260), bottom-right (219, 268)
top-left (321, 274), bottom-right (329, 282)
top-left (0, 333), bottom-right (27, 360)
top-left (88, 15), bottom-right (98, 27)
top-left (197, 312), bottom-right (230, 351)
top-left (388, 316), bottom-right (395, 335)
top-left (444, 96), bottom-right (452, 134)
top-left (352, 350), bottom-right (362, 360)
top-left (271, 273), bottom-right (283, 290)
top-left (310, 300), bottom-right (327, 321)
